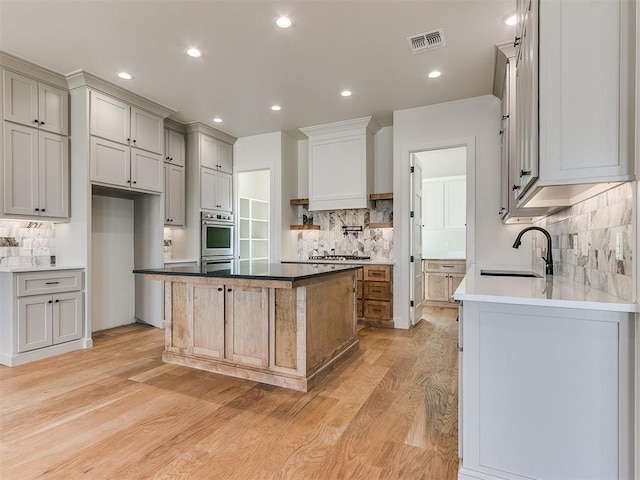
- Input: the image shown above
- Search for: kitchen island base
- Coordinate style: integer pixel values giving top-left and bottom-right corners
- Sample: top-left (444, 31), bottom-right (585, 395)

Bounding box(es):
top-left (143, 266), bottom-right (359, 392)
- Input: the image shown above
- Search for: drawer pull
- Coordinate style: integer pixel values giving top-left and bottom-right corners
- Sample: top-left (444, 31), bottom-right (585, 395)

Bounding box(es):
top-left (441, 266), bottom-right (454, 269)
top-left (372, 308), bottom-right (382, 313)
top-left (45, 281), bottom-right (60, 285)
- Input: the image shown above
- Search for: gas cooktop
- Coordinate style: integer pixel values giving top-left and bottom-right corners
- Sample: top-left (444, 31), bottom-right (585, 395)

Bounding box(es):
top-left (308, 255), bottom-right (371, 261)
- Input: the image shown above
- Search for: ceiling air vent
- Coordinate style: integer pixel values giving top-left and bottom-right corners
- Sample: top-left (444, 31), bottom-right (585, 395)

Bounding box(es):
top-left (407, 28), bottom-right (446, 54)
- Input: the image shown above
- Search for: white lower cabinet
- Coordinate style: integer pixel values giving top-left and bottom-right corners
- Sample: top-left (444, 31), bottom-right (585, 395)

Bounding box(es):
top-left (0, 269), bottom-right (85, 366)
top-left (458, 301), bottom-right (635, 480)
top-left (18, 291), bottom-right (82, 352)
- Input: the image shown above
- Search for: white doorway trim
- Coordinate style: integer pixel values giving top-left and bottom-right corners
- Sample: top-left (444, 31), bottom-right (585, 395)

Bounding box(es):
top-left (394, 136), bottom-right (476, 330)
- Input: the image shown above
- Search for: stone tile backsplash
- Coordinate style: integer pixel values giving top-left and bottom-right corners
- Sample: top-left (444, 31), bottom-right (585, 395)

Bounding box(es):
top-left (296, 200), bottom-right (394, 262)
top-left (533, 182), bottom-right (633, 300)
top-left (0, 220), bottom-right (56, 267)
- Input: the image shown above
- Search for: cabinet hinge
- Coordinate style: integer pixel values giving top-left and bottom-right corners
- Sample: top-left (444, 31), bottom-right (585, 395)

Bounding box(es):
top-left (410, 211), bottom-right (414, 218)
top-left (410, 255), bottom-right (414, 262)
top-left (410, 300), bottom-right (414, 307)
top-left (410, 166), bottom-right (415, 173)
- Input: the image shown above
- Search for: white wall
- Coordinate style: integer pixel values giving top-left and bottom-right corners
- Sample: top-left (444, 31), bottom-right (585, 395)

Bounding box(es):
top-left (393, 95), bottom-right (533, 329)
top-left (91, 195), bottom-right (135, 331)
top-left (234, 131), bottom-right (298, 262)
top-left (238, 170), bottom-right (270, 201)
top-left (374, 126), bottom-right (393, 193)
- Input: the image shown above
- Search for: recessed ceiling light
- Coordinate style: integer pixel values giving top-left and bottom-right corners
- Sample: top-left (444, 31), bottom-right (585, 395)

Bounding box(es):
top-left (503, 13), bottom-right (517, 26)
top-left (340, 90), bottom-right (352, 97)
top-left (187, 48), bottom-right (202, 58)
top-left (213, 117), bottom-right (222, 123)
top-left (271, 105), bottom-right (282, 111)
top-left (118, 72), bottom-right (132, 80)
top-left (428, 71), bottom-right (441, 79)
top-left (276, 16), bottom-right (293, 28)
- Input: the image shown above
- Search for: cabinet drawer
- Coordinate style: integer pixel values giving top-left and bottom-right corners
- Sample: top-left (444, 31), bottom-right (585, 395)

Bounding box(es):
top-left (424, 260), bottom-right (466, 274)
top-left (363, 282), bottom-right (391, 301)
top-left (363, 265), bottom-right (391, 282)
top-left (16, 270), bottom-right (83, 297)
top-left (363, 300), bottom-right (391, 320)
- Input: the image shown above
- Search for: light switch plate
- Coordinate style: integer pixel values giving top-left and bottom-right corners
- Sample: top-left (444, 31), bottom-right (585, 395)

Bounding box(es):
top-left (615, 233), bottom-right (623, 260)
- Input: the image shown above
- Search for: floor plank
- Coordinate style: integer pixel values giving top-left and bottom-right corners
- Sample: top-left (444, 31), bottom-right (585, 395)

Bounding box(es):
top-left (0, 307), bottom-right (459, 479)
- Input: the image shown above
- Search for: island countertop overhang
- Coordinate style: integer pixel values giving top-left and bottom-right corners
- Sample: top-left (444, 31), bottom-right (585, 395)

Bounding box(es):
top-left (133, 262), bottom-right (362, 288)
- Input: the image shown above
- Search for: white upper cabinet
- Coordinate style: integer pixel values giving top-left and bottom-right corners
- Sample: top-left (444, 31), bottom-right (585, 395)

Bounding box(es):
top-left (200, 168), bottom-right (232, 212)
top-left (90, 136), bottom-right (130, 189)
top-left (90, 136), bottom-right (162, 193)
top-left (217, 141), bottom-right (233, 174)
top-left (90, 91), bottom-right (163, 154)
top-left (301, 116), bottom-right (380, 211)
top-left (131, 148), bottom-right (163, 193)
top-left (199, 133), bottom-right (232, 173)
top-left (131, 107), bottom-right (163, 154)
top-left (3, 121), bottom-right (68, 218)
top-left (423, 176), bottom-right (465, 230)
top-left (3, 69), bottom-right (68, 135)
top-left (516, 0), bottom-right (635, 208)
top-left (165, 128), bottom-right (185, 167)
top-left (90, 91), bottom-right (130, 144)
top-left (164, 163), bottom-right (185, 226)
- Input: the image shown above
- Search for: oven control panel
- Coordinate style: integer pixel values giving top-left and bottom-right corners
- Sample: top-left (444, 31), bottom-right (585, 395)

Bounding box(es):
top-left (201, 212), bottom-right (234, 223)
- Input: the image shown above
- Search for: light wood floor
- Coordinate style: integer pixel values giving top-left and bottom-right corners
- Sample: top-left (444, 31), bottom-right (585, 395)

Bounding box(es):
top-left (0, 306), bottom-right (458, 480)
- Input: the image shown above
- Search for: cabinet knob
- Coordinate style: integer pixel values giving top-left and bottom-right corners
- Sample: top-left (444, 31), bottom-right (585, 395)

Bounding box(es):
top-left (166, 156), bottom-right (170, 161)
top-left (48, 300), bottom-right (53, 304)
top-left (40, 121), bottom-right (45, 125)
top-left (512, 184), bottom-right (521, 191)
top-left (170, 157), bottom-right (173, 161)
top-left (33, 119), bottom-right (39, 124)
top-left (41, 208), bottom-right (45, 212)
top-left (217, 287), bottom-right (223, 291)
top-left (127, 180), bottom-right (131, 183)
top-left (520, 170), bottom-right (531, 177)
top-left (34, 208), bottom-right (40, 212)
top-left (132, 181), bottom-right (137, 184)
top-left (55, 299), bottom-right (59, 303)
top-left (133, 139), bottom-right (136, 143)
top-left (227, 288), bottom-right (232, 292)
top-left (127, 138), bottom-right (130, 142)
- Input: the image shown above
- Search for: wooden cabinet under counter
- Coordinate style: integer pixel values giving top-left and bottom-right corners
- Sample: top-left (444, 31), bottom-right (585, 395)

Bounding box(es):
top-left (135, 262), bottom-right (359, 392)
top-left (423, 259), bottom-right (465, 308)
top-left (357, 264), bottom-right (393, 328)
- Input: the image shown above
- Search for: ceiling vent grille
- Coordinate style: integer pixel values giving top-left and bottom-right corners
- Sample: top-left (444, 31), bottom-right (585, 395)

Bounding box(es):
top-left (407, 29), bottom-right (446, 54)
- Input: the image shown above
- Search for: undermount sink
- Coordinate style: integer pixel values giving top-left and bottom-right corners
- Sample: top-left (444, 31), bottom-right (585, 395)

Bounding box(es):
top-left (480, 269), bottom-right (543, 278)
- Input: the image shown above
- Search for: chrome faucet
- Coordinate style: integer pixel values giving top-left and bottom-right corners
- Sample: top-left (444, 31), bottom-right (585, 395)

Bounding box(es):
top-left (512, 226), bottom-right (554, 276)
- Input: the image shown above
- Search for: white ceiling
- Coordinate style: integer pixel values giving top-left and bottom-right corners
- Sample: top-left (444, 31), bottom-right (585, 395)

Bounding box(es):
top-left (0, 0), bottom-right (516, 139)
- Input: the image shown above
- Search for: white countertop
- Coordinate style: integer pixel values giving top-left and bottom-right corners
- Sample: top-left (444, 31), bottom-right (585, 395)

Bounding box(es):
top-left (454, 265), bottom-right (639, 312)
top-left (0, 264), bottom-right (86, 273)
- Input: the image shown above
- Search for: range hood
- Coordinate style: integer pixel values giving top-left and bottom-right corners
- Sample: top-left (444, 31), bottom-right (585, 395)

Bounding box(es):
top-left (300, 116), bottom-right (381, 211)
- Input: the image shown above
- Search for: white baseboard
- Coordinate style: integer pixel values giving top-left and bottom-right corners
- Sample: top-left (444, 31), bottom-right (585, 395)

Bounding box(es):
top-left (0, 339), bottom-right (86, 367)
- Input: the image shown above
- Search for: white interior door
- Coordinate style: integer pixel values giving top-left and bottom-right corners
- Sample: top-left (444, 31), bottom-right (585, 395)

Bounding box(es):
top-left (410, 157), bottom-right (424, 325)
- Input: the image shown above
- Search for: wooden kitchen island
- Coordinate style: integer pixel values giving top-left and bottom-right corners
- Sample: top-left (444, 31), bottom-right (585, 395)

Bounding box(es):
top-left (134, 262), bottom-right (359, 391)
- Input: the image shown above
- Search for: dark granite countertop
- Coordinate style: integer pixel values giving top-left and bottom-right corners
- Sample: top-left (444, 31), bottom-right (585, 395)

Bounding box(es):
top-left (133, 261), bottom-right (362, 282)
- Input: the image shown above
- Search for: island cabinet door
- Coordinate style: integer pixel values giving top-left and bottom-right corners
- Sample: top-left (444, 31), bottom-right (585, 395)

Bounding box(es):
top-left (191, 284), bottom-right (225, 358)
top-left (225, 286), bottom-right (269, 367)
